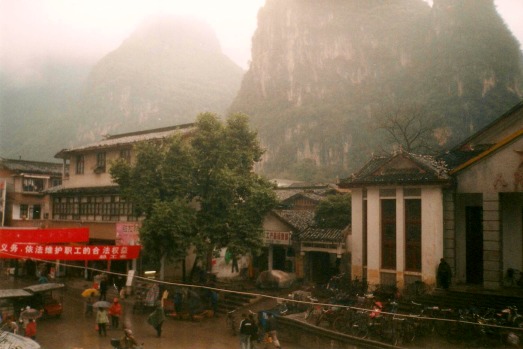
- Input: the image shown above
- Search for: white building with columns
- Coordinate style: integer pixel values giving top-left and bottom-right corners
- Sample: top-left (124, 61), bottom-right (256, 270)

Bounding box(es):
top-left (340, 100), bottom-right (523, 290)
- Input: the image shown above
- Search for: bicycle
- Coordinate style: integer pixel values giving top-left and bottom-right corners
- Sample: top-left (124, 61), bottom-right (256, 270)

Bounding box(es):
top-left (226, 308), bottom-right (237, 336)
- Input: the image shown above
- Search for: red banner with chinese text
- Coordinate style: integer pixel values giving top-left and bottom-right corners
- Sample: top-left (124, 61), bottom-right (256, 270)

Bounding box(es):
top-left (0, 243), bottom-right (141, 260)
top-left (0, 227), bottom-right (89, 243)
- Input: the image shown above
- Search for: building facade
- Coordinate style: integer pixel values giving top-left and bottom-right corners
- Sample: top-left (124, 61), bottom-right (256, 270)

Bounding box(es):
top-left (51, 124), bottom-right (194, 243)
top-left (441, 101), bottom-right (523, 289)
top-left (340, 152), bottom-right (451, 288)
top-left (261, 186), bottom-right (350, 284)
top-left (341, 101), bottom-right (523, 290)
top-left (0, 158), bottom-right (62, 227)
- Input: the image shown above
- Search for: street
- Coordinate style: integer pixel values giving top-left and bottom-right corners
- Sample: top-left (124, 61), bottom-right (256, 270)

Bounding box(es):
top-left (3, 275), bottom-right (311, 349)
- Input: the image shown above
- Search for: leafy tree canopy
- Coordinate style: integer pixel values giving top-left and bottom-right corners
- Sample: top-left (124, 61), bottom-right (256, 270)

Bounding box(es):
top-left (110, 112), bottom-right (277, 269)
top-left (314, 194), bottom-right (351, 229)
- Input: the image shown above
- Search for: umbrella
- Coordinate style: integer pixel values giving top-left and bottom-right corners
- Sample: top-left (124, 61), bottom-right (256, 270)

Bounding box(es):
top-left (92, 301), bottom-right (111, 308)
top-left (81, 288), bottom-right (100, 298)
top-left (20, 308), bottom-right (42, 320)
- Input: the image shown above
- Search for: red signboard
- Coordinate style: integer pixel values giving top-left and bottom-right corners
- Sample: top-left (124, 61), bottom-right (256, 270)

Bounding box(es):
top-left (0, 243), bottom-right (141, 260)
top-left (0, 227), bottom-right (89, 243)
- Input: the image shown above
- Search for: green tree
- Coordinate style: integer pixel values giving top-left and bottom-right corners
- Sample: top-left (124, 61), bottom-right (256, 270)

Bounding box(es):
top-left (191, 113), bottom-right (277, 266)
top-left (110, 135), bottom-right (196, 279)
top-left (110, 112), bottom-right (277, 278)
top-left (314, 194), bottom-right (351, 229)
top-left (140, 199), bottom-right (196, 279)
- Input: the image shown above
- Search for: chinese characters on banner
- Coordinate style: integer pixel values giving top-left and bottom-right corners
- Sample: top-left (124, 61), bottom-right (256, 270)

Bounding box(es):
top-left (264, 231), bottom-right (291, 245)
top-left (0, 243), bottom-right (141, 260)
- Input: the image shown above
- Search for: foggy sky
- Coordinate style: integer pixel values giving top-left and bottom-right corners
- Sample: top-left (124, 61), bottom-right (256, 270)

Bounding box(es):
top-left (1, 0), bottom-right (522, 84)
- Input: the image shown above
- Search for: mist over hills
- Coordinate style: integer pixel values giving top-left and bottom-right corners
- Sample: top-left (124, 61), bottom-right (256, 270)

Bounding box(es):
top-left (230, 0), bottom-right (523, 181)
top-left (1, 1), bottom-right (522, 184)
top-left (0, 15), bottom-right (244, 160)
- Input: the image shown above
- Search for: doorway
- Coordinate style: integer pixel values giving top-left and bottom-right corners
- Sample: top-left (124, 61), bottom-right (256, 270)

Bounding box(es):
top-left (466, 206), bottom-right (483, 284)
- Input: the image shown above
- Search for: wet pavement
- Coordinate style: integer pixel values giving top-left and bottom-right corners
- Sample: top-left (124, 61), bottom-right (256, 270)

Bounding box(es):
top-left (1, 274), bottom-right (312, 349)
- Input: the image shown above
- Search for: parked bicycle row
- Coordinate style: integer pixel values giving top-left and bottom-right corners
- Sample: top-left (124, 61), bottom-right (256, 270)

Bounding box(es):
top-left (295, 291), bottom-right (523, 347)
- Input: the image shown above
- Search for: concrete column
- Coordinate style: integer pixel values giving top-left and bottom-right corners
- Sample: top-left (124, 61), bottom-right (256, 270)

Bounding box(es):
top-left (396, 188), bottom-right (405, 288)
top-left (443, 190), bottom-right (456, 271)
top-left (421, 187), bottom-right (444, 286)
top-left (367, 188), bottom-right (380, 285)
top-left (483, 192), bottom-right (501, 289)
top-left (351, 189), bottom-right (364, 279)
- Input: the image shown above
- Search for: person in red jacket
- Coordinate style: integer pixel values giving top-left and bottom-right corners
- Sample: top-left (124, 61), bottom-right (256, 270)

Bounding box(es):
top-left (109, 298), bottom-right (122, 329)
top-left (25, 318), bottom-right (37, 340)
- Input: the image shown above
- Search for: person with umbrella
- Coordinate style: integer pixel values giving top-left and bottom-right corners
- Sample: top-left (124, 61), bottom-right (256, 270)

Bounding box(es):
top-left (95, 305), bottom-right (109, 337)
top-left (147, 302), bottom-right (165, 337)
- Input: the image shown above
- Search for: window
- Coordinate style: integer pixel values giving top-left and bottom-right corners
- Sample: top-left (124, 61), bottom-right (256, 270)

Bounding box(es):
top-left (405, 199), bottom-right (421, 272)
top-left (120, 149), bottom-right (131, 163)
top-left (76, 155), bottom-right (84, 174)
top-left (33, 205), bottom-right (41, 219)
top-left (22, 178), bottom-right (44, 192)
top-left (20, 204), bottom-right (28, 219)
top-left (95, 152), bottom-right (106, 173)
top-left (51, 178), bottom-right (62, 187)
top-left (381, 199), bottom-right (396, 269)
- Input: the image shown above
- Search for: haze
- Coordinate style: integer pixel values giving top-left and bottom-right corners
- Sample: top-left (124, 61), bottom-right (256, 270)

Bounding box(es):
top-left (0, 0), bottom-right (522, 83)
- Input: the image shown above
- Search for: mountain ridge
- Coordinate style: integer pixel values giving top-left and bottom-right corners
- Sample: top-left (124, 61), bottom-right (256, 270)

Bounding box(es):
top-left (229, 0), bottom-right (523, 181)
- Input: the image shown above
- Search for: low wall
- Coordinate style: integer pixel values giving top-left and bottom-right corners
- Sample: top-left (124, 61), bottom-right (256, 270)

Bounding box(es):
top-left (277, 316), bottom-right (400, 349)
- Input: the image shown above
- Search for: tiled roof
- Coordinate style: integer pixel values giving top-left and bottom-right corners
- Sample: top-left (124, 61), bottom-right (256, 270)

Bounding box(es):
top-left (46, 185), bottom-right (120, 195)
top-left (272, 209), bottom-right (315, 231)
top-left (339, 151), bottom-right (451, 188)
top-left (274, 186), bottom-right (332, 203)
top-left (0, 158), bottom-right (62, 176)
top-left (437, 145), bottom-right (491, 170)
top-left (299, 227), bottom-right (346, 243)
top-left (55, 123), bottom-right (195, 158)
top-left (271, 209), bottom-right (348, 243)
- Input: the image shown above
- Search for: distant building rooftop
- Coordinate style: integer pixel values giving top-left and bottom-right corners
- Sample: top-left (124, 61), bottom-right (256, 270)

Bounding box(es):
top-left (0, 157), bottom-right (62, 176)
top-left (55, 123), bottom-right (195, 158)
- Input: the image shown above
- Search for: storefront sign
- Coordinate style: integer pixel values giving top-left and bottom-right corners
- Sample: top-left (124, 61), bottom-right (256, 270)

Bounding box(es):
top-left (0, 227), bottom-right (89, 243)
top-left (0, 243), bottom-right (141, 260)
top-left (115, 222), bottom-right (140, 246)
top-left (0, 180), bottom-right (6, 227)
top-left (264, 231), bottom-right (291, 245)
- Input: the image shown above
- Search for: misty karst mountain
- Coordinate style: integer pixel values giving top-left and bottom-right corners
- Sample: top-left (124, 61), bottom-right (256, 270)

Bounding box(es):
top-left (2, 1), bottom-right (523, 183)
top-left (229, 0), bottom-right (523, 181)
top-left (75, 16), bottom-right (244, 144)
top-left (0, 15), bottom-right (244, 160)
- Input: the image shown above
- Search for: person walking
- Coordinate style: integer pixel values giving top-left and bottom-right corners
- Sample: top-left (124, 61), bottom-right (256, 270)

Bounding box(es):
top-left (437, 258), bottom-right (452, 289)
top-left (239, 313), bottom-right (255, 349)
top-left (99, 275), bottom-right (108, 301)
top-left (147, 303), bottom-right (166, 337)
top-left (109, 298), bottom-right (122, 329)
top-left (266, 313), bottom-right (281, 349)
top-left (85, 295), bottom-right (94, 317)
top-left (120, 328), bottom-right (140, 349)
top-left (248, 313), bottom-right (259, 348)
top-left (24, 318), bottom-right (37, 340)
top-left (96, 307), bottom-right (109, 337)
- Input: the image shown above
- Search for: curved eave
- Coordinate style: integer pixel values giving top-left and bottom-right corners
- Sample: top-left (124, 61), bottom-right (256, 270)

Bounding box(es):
top-left (343, 178), bottom-right (453, 188)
